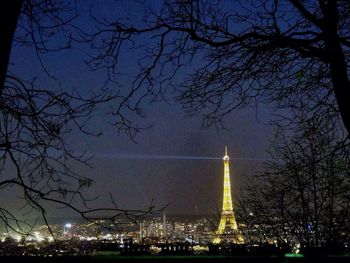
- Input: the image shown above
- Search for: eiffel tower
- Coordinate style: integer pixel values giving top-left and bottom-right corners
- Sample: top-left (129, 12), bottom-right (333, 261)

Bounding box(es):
top-left (213, 147), bottom-right (244, 244)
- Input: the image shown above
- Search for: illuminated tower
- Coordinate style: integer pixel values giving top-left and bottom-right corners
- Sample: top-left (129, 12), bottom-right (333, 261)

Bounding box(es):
top-left (213, 147), bottom-right (244, 244)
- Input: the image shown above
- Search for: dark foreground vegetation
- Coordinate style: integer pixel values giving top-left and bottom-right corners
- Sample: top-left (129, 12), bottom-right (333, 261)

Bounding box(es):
top-left (1, 241), bottom-right (350, 262)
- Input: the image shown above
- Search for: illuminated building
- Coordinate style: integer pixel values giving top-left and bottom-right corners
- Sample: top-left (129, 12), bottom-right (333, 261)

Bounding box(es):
top-left (162, 212), bottom-right (167, 239)
top-left (213, 147), bottom-right (244, 244)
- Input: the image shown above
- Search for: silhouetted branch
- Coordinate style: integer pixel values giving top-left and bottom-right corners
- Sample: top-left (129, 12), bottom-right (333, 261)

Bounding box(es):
top-left (86, 0), bottom-right (349, 133)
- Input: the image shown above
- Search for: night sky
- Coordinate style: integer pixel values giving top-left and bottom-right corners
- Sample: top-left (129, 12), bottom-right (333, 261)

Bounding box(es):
top-left (5, 0), bottom-right (275, 218)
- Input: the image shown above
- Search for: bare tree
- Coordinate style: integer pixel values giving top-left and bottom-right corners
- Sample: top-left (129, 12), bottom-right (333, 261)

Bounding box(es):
top-left (1, 0), bottom-right (160, 241)
top-left (86, 0), bottom-right (350, 135)
top-left (240, 114), bottom-right (350, 250)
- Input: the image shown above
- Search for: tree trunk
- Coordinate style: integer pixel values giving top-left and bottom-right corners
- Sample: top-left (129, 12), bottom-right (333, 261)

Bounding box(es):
top-left (0, 0), bottom-right (22, 95)
top-left (324, 1), bottom-right (350, 135)
top-left (328, 50), bottom-right (350, 135)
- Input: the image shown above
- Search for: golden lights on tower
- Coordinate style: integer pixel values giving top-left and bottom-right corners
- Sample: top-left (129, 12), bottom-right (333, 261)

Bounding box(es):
top-left (213, 146), bottom-right (244, 244)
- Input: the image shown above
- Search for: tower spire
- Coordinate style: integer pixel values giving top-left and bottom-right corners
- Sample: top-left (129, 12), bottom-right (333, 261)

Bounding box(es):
top-left (213, 147), bottom-right (244, 244)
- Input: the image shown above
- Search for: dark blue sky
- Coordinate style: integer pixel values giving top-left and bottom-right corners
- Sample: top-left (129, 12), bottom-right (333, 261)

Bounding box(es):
top-left (6, 0), bottom-right (275, 217)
